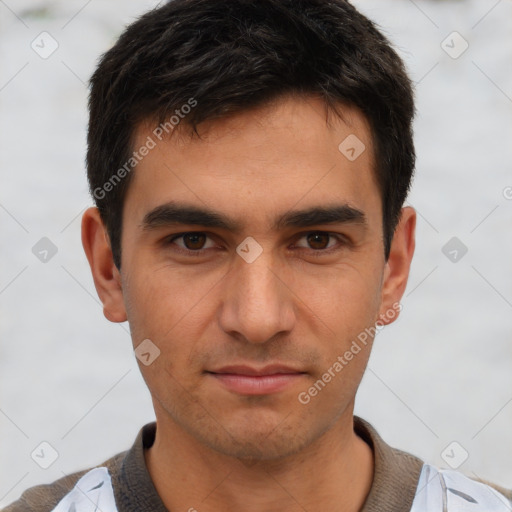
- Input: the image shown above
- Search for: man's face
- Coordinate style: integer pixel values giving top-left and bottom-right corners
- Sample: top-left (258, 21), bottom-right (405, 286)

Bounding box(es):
top-left (115, 96), bottom-right (400, 460)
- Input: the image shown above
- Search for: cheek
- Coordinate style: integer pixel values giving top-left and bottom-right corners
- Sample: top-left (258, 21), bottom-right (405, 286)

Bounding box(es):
top-left (124, 265), bottom-right (222, 351)
top-left (303, 263), bottom-right (382, 335)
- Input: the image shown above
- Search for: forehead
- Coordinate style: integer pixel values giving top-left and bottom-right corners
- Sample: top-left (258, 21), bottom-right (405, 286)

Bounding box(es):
top-left (124, 96), bottom-right (380, 229)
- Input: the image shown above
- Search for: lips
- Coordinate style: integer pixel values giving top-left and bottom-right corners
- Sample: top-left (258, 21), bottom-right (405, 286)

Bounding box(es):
top-left (206, 364), bottom-right (306, 395)
top-left (208, 364), bottom-right (304, 376)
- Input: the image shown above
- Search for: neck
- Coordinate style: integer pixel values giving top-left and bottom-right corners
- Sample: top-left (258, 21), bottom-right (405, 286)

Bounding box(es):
top-left (145, 410), bottom-right (374, 512)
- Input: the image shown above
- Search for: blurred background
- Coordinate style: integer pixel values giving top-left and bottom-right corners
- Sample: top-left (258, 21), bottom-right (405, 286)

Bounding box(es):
top-left (1, 0), bottom-right (511, 506)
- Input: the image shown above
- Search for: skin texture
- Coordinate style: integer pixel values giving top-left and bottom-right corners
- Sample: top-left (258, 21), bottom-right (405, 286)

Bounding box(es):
top-left (82, 95), bottom-right (416, 512)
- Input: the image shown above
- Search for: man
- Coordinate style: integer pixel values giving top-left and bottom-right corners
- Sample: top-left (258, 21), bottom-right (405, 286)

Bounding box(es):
top-left (4, 0), bottom-right (511, 511)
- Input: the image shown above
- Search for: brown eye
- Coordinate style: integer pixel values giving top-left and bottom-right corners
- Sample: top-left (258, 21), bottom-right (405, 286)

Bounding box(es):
top-left (182, 233), bottom-right (207, 250)
top-left (167, 232), bottom-right (216, 253)
top-left (294, 231), bottom-right (347, 257)
top-left (306, 232), bottom-right (331, 250)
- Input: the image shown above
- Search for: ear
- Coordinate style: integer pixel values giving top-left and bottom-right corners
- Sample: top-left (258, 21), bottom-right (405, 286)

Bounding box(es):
top-left (81, 207), bottom-right (127, 323)
top-left (377, 206), bottom-right (416, 326)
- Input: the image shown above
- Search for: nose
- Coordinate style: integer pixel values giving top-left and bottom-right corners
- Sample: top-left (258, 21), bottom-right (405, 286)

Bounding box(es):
top-left (218, 248), bottom-right (296, 345)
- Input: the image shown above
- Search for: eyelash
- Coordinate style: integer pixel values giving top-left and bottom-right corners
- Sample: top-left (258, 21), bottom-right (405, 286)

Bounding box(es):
top-left (164, 231), bottom-right (349, 257)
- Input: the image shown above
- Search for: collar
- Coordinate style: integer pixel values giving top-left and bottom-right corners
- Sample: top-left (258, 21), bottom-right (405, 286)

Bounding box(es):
top-left (113, 416), bottom-right (424, 512)
top-left (354, 416), bottom-right (424, 511)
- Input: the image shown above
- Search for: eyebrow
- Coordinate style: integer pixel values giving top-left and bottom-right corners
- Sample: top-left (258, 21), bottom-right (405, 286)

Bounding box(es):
top-left (141, 201), bottom-right (367, 233)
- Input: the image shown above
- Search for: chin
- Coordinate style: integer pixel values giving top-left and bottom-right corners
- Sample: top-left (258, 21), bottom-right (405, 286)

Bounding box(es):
top-left (194, 418), bottom-right (315, 462)
top-left (209, 434), bottom-right (307, 462)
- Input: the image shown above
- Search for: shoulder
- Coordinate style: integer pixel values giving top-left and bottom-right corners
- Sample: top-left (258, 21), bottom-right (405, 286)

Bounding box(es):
top-left (410, 463), bottom-right (512, 511)
top-left (1, 452), bottom-right (125, 512)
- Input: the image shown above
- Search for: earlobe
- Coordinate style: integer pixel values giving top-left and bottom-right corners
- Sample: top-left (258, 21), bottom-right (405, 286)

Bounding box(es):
top-left (377, 206), bottom-right (416, 326)
top-left (81, 207), bottom-right (127, 323)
